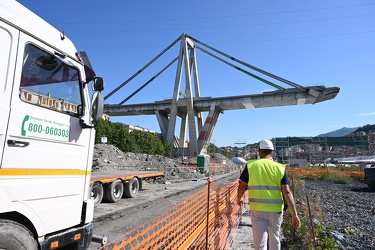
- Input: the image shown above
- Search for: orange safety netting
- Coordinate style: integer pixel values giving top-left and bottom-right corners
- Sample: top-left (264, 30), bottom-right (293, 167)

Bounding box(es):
top-left (183, 163), bottom-right (227, 174)
top-left (100, 180), bottom-right (245, 250)
top-left (209, 163), bottom-right (227, 175)
top-left (286, 169), bottom-right (364, 178)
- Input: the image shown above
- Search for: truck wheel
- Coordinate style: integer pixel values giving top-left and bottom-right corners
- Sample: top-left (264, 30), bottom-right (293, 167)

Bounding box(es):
top-left (91, 182), bottom-right (104, 207)
top-left (104, 179), bottom-right (124, 203)
top-left (0, 219), bottom-right (38, 250)
top-left (123, 177), bottom-right (140, 198)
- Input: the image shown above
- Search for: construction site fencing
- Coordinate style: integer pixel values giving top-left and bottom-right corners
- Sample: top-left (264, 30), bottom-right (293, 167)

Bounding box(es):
top-left (286, 168), bottom-right (364, 178)
top-left (99, 179), bottom-right (246, 250)
top-left (183, 163), bottom-right (237, 175)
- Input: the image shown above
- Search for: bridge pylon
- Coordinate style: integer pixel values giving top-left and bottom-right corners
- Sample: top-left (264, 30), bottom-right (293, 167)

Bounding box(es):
top-left (166, 34), bottom-right (206, 157)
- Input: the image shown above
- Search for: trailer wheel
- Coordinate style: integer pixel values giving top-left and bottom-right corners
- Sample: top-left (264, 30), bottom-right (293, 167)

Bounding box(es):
top-left (91, 182), bottom-right (104, 207)
top-left (123, 177), bottom-right (140, 198)
top-left (104, 179), bottom-right (124, 203)
top-left (0, 219), bottom-right (38, 250)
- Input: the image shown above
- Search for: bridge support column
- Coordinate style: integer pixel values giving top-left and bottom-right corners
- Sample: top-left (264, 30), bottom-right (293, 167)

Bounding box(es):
top-left (197, 104), bottom-right (222, 154)
top-left (179, 113), bottom-right (187, 148)
top-left (155, 110), bottom-right (170, 142)
top-left (165, 34), bottom-right (203, 157)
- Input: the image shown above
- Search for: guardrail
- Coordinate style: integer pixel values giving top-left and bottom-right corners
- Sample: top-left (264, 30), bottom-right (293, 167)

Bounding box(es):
top-left (99, 179), bottom-right (245, 250)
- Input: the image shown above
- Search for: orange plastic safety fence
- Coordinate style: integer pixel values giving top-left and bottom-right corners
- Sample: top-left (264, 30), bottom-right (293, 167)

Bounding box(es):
top-left (100, 180), bottom-right (245, 250)
top-left (183, 163), bottom-right (227, 175)
top-left (287, 169), bottom-right (364, 178)
top-left (209, 163), bottom-right (227, 175)
top-left (188, 182), bottom-right (245, 250)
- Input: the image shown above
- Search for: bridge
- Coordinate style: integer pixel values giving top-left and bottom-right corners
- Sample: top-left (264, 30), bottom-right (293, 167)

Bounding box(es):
top-left (103, 33), bottom-right (340, 157)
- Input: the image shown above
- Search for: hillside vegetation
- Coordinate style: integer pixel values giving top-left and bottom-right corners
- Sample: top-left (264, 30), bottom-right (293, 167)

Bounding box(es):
top-left (95, 119), bottom-right (235, 159)
top-left (95, 119), bottom-right (172, 157)
top-left (354, 124), bottom-right (375, 134)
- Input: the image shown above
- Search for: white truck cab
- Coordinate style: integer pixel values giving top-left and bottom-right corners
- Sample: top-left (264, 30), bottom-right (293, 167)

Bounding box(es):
top-left (0, 1), bottom-right (104, 249)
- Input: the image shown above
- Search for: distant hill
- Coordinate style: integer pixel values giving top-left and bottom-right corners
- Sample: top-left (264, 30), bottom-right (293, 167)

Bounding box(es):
top-left (316, 127), bottom-right (359, 137)
top-left (354, 124), bottom-right (375, 134)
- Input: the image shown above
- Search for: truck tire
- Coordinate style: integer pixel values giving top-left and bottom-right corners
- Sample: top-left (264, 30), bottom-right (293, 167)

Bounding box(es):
top-left (123, 177), bottom-right (140, 198)
top-left (91, 182), bottom-right (104, 207)
top-left (0, 219), bottom-right (38, 250)
top-left (104, 179), bottom-right (124, 203)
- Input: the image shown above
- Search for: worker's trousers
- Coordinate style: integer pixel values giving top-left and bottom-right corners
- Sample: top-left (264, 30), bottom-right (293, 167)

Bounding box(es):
top-left (250, 210), bottom-right (283, 250)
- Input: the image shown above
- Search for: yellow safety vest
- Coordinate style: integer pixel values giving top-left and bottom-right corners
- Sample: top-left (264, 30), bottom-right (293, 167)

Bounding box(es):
top-left (247, 159), bottom-right (285, 212)
top-left (247, 159), bottom-right (257, 165)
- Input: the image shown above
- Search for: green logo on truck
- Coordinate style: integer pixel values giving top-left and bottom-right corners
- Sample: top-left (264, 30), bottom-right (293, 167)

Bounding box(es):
top-left (21, 115), bottom-right (70, 142)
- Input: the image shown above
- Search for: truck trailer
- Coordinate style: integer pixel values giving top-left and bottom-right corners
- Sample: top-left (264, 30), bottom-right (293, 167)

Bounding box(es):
top-left (0, 1), bottom-right (105, 249)
top-left (90, 170), bottom-right (165, 207)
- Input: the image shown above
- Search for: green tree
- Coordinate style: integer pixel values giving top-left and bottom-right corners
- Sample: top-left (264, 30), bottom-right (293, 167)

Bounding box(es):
top-left (130, 130), bottom-right (151, 154)
top-left (207, 143), bottom-right (221, 154)
top-left (354, 124), bottom-right (375, 134)
top-left (94, 120), bottom-right (183, 158)
top-left (162, 140), bottom-right (172, 157)
top-left (95, 119), bottom-right (112, 144)
top-left (152, 135), bottom-right (166, 156)
top-left (119, 130), bottom-right (138, 153)
top-left (108, 123), bottom-right (129, 152)
top-left (223, 151), bottom-right (235, 159)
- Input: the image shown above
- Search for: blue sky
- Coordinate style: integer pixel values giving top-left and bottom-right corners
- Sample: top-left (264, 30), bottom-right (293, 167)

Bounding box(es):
top-left (18, 0), bottom-right (375, 147)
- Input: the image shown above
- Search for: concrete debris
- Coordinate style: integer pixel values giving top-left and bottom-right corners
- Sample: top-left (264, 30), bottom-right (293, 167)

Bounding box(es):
top-left (93, 144), bottom-right (240, 182)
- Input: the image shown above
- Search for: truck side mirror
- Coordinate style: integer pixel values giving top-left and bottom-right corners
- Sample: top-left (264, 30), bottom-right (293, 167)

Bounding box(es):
top-left (80, 80), bottom-right (104, 128)
top-left (91, 91), bottom-right (104, 123)
top-left (92, 77), bottom-right (104, 92)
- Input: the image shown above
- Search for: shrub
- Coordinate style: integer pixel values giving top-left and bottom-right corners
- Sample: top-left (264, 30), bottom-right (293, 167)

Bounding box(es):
top-left (321, 173), bottom-right (352, 184)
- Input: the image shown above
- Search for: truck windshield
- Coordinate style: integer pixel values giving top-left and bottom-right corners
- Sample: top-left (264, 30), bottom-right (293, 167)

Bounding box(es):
top-left (20, 44), bottom-right (83, 116)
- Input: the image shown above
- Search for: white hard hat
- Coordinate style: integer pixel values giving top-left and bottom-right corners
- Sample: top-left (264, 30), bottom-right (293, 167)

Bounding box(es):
top-left (259, 139), bottom-right (274, 150)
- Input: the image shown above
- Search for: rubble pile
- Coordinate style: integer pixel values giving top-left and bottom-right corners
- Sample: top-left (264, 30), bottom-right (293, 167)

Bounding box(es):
top-left (92, 144), bottom-right (239, 181)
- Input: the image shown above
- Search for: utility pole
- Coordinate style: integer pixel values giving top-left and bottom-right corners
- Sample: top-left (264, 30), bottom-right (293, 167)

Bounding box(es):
top-left (234, 139), bottom-right (247, 157)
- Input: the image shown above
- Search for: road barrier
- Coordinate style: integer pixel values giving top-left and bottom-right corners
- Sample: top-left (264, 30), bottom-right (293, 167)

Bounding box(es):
top-left (99, 179), bottom-right (245, 250)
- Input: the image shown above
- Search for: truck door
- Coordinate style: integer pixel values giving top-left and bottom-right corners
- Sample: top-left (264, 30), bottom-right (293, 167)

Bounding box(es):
top-left (1, 33), bottom-right (93, 234)
top-left (0, 21), bottom-right (18, 167)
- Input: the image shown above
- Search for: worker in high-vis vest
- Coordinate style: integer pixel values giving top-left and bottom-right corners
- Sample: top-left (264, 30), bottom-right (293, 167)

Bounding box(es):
top-left (237, 139), bottom-right (300, 250)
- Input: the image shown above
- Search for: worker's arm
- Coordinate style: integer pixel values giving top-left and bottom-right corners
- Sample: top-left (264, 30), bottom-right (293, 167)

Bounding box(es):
top-left (236, 180), bottom-right (248, 206)
top-left (281, 184), bottom-right (301, 229)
